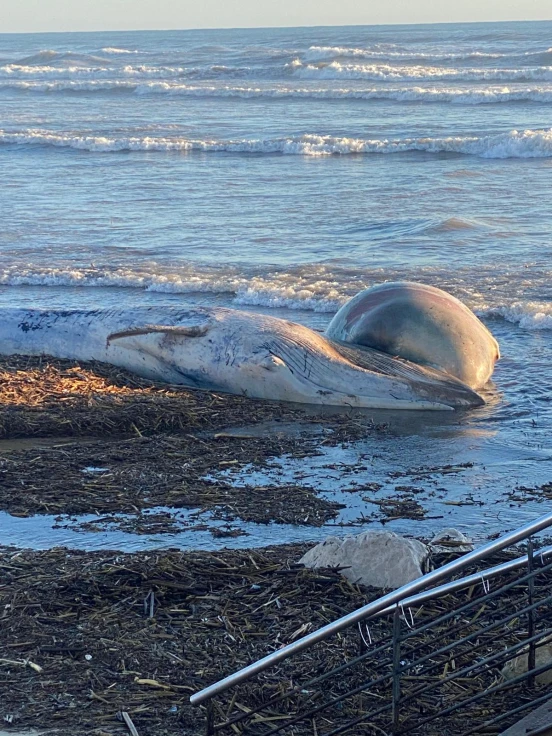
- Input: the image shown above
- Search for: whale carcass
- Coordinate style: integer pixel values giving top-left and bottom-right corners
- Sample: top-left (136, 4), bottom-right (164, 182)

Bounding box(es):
top-left (327, 282), bottom-right (499, 389)
top-left (0, 299), bottom-right (488, 411)
top-left (0, 284), bottom-right (498, 411)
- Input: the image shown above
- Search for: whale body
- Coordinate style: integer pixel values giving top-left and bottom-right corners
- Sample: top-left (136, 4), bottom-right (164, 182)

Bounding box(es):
top-left (326, 282), bottom-right (499, 389)
top-left (0, 304), bottom-right (485, 411)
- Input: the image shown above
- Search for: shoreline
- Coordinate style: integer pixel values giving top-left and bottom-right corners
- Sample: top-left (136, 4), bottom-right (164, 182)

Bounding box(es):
top-left (0, 354), bottom-right (550, 549)
top-left (0, 355), bottom-right (382, 547)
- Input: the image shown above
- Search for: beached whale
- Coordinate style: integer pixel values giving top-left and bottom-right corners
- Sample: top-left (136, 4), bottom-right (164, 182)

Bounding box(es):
top-left (327, 282), bottom-right (499, 389)
top-left (0, 303), bottom-right (486, 411)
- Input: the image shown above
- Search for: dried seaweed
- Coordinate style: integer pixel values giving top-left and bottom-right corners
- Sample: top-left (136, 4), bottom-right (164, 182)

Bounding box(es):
top-left (0, 545), bottom-right (547, 736)
top-left (0, 356), bottom-right (378, 529)
top-left (0, 355), bottom-right (379, 441)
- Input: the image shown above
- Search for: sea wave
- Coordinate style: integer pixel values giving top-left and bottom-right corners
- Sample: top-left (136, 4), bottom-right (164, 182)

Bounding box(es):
top-left (480, 303), bottom-right (552, 330)
top-left (1, 127), bottom-right (551, 158)
top-left (4, 79), bottom-right (552, 105)
top-left (290, 59), bottom-right (552, 82)
top-left (0, 63), bottom-right (250, 80)
top-left (1, 265), bottom-right (551, 328)
top-left (303, 45), bottom-right (552, 64)
top-left (101, 47), bottom-right (137, 54)
top-left (0, 266), bottom-right (346, 312)
top-left (304, 45), bottom-right (506, 62)
top-left (16, 50), bottom-right (110, 66)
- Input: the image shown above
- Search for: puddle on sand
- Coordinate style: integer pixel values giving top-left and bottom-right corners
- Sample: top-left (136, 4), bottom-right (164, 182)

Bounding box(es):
top-left (209, 430), bottom-right (552, 542)
top-left (0, 435), bottom-right (126, 454)
top-left (1, 409), bottom-right (551, 553)
top-left (0, 506), bottom-right (323, 553)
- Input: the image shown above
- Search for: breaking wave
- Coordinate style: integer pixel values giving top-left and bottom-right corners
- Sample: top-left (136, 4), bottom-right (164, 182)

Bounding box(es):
top-left (0, 265), bottom-right (346, 312)
top-left (480, 303), bottom-right (552, 330)
top-left (290, 60), bottom-right (552, 82)
top-left (303, 45), bottom-right (552, 64)
top-left (304, 45), bottom-right (507, 62)
top-left (0, 63), bottom-right (251, 80)
top-left (1, 264), bottom-right (551, 329)
top-left (2, 127), bottom-right (551, 158)
top-left (101, 47), bottom-right (137, 54)
top-left (3, 80), bottom-right (552, 105)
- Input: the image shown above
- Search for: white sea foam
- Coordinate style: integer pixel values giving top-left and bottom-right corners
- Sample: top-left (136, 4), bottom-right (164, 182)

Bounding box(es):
top-left (0, 63), bottom-right (249, 80)
top-left (4, 80), bottom-right (552, 105)
top-left (304, 45), bottom-right (507, 62)
top-left (290, 60), bottom-right (552, 82)
top-left (303, 45), bottom-right (552, 64)
top-left (101, 47), bottom-right (137, 54)
top-left (0, 80), bottom-right (138, 93)
top-left (0, 265), bottom-right (347, 312)
top-left (1, 264), bottom-right (551, 329)
top-left (480, 303), bottom-right (552, 330)
top-left (2, 127), bottom-right (551, 158)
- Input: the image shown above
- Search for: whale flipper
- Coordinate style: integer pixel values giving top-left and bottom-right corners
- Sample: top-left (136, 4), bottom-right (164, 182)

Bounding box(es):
top-left (107, 323), bottom-right (211, 346)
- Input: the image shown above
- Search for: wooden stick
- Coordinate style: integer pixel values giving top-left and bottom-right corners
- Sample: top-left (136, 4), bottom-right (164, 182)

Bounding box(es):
top-left (120, 711), bottom-right (140, 736)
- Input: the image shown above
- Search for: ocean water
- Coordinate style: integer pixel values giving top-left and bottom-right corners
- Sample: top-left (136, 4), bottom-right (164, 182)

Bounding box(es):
top-left (0, 21), bottom-right (551, 545)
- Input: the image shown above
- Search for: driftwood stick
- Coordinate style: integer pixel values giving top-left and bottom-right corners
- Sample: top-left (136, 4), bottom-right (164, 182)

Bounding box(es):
top-left (120, 711), bottom-right (140, 736)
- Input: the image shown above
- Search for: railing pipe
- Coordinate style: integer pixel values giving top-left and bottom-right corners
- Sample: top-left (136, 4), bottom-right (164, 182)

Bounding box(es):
top-left (190, 511), bottom-right (552, 706)
top-left (375, 544), bottom-right (552, 619)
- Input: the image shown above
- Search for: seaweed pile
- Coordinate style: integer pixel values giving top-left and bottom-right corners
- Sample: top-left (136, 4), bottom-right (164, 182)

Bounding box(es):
top-left (0, 355), bottom-right (377, 530)
top-left (0, 355), bottom-right (312, 439)
top-left (0, 545), bottom-right (547, 736)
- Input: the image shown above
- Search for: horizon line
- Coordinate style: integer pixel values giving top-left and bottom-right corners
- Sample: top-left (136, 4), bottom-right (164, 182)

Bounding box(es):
top-left (1, 17), bottom-right (551, 36)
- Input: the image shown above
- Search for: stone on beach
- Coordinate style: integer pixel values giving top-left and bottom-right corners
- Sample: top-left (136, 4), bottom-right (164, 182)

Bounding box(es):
top-left (299, 530), bottom-right (429, 589)
top-left (430, 527), bottom-right (474, 553)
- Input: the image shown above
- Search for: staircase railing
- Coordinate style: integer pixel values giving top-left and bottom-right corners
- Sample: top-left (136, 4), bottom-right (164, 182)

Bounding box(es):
top-left (190, 511), bottom-right (552, 736)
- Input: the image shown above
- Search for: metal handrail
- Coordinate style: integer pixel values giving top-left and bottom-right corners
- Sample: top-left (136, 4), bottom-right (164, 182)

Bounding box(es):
top-left (190, 510), bottom-right (552, 705)
top-left (375, 544), bottom-right (552, 618)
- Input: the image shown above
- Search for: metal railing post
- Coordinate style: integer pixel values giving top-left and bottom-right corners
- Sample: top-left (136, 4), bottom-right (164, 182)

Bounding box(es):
top-left (190, 512), bottom-right (552, 707)
top-left (205, 700), bottom-right (215, 736)
top-left (527, 537), bottom-right (536, 688)
top-left (392, 606), bottom-right (402, 733)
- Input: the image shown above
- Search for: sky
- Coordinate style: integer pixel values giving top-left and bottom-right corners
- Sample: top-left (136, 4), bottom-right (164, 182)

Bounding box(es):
top-left (1, 0), bottom-right (550, 34)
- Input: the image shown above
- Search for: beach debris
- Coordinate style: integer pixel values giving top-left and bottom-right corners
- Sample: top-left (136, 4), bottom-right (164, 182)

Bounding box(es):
top-left (0, 354), bottom-right (376, 533)
top-left (299, 530), bottom-right (429, 589)
top-left (502, 637), bottom-right (552, 686)
top-left (0, 543), bottom-right (549, 736)
top-left (430, 527), bottom-right (474, 553)
top-left (0, 354), bottom-right (376, 441)
top-left (119, 711), bottom-right (140, 736)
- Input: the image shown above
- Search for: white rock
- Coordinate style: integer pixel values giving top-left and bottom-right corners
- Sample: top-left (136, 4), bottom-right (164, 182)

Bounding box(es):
top-left (430, 528), bottom-right (473, 553)
top-left (299, 530), bottom-right (429, 590)
top-left (502, 639), bottom-right (552, 686)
